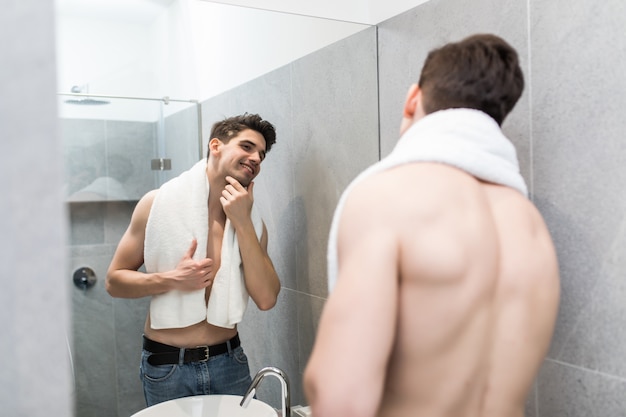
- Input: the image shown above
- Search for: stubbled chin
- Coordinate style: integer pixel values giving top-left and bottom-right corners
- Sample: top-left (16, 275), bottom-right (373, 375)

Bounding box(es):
top-left (233, 174), bottom-right (252, 187)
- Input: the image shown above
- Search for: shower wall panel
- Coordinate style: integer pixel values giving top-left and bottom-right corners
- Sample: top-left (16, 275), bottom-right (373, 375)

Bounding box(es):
top-left (68, 107), bottom-right (200, 417)
top-left (62, 118), bottom-right (155, 201)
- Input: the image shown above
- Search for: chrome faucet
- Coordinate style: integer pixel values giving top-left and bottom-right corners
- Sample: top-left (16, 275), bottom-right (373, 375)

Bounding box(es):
top-left (240, 366), bottom-right (291, 417)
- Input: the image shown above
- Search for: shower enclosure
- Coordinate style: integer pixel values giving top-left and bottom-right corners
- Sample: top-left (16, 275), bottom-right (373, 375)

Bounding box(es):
top-left (59, 93), bottom-right (202, 416)
top-left (59, 93), bottom-right (202, 202)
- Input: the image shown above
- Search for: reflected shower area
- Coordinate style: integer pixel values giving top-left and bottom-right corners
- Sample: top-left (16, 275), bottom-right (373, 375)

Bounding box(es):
top-left (58, 93), bottom-right (202, 202)
top-left (59, 92), bottom-right (203, 416)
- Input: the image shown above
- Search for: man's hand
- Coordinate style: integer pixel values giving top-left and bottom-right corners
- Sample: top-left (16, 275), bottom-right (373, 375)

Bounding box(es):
top-left (220, 176), bottom-right (254, 228)
top-left (172, 239), bottom-right (215, 291)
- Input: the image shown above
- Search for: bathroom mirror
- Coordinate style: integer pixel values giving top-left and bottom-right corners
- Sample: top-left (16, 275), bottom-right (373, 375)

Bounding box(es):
top-left (56, 0), bottom-right (375, 415)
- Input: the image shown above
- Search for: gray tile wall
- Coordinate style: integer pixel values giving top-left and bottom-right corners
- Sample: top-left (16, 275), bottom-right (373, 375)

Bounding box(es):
top-left (378, 0), bottom-right (626, 415)
top-left (69, 202), bottom-right (147, 417)
top-left (62, 119), bottom-right (155, 201)
top-left (0, 1), bottom-right (73, 416)
top-left (161, 104), bottom-right (203, 182)
top-left (531, 0), bottom-right (626, 413)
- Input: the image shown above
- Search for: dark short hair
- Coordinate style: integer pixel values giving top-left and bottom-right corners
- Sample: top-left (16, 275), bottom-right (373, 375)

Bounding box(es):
top-left (208, 113), bottom-right (277, 158)
top-left (418, 33), bottom-right (524, 125)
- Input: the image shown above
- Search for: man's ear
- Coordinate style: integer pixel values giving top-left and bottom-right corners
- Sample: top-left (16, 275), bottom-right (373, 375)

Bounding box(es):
top-left (400, 84), bottom-right (422, 135)
top-left (403, 83), bottom-right (420, 119)
top-left (208, 138), bottom-right (222, 155)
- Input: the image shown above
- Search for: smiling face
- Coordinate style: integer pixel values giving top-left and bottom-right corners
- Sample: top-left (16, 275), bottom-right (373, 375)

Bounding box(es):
top-left (209, 128), bottom-right (267, 187)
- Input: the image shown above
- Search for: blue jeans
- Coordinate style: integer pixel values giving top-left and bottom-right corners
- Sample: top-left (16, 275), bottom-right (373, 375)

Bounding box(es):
top-left (140, 343), bottom-right (252, 407)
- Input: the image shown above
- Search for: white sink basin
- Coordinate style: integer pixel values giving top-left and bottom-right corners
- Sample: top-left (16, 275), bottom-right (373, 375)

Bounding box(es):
top-left (131, 394), bottom-right (278, 417)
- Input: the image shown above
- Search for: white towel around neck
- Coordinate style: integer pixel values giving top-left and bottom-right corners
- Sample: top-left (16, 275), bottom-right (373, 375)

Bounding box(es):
top-left (327, 108), bottom-right (528, 292)
top-left (145, 159), bottom-right (263, 329)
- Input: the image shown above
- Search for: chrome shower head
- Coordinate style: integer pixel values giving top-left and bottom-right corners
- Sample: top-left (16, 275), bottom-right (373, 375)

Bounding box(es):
top-left (64, 98), bottom-right (110, 105)
top-left (64, 85), bottom-right (110, 105)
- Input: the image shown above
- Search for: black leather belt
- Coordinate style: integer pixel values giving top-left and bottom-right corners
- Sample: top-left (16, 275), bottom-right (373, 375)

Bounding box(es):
top-left (143, 334), bottom-right (240, 366)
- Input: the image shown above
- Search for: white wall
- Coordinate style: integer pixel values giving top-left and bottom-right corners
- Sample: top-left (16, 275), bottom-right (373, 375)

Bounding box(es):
top-left (55, 13), bottom-right (157, 96)
top-left (186, 1), bottom-right (368, 100)
top-left (205, 0), bottom-right (431, 25)
top-left (55, 0), bottom-right (370, 104)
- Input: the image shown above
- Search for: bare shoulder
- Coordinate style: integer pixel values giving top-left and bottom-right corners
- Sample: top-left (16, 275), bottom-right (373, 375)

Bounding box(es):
top-left (341, 164), bottom-right (463, 220)
top-left (107, 190), bottom-right (159, 278)
top-left (138, 189), bottom-right (158, 209)
top-left (135, 189), bottom-right (158, 215)
top-left (485, 186), bottom-right (554, 245)
top-left (338, 169), bottom-right (410, 242)
top-left (129, 189), bottom-right (159, 231)
top-left (484, 185), bottom-right (559, 282)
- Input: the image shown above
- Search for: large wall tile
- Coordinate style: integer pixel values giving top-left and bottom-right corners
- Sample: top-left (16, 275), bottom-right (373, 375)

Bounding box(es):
top-left (239, 288), bottom-right (301, 408)
top-left (62, 119), bottom-right (107, 196)
top-left (114, 296), bottom-right (151, 416)
top-left (105, 120), bottom-right (156, 199)
top-left (162, 103), bottom-right (203, 182)
top-left (537, 360), bottom-right (626, 416)
top-left (291, 26), bottom-right (379, 298)
top-left (200, 93), bottom-right (237, 149)
top-left (70, 246), bottom-right (117, 417)
top-left (530, 0), bottom-right (626, 381)
top-left (69, 203), bottom-right (107, 245)
top-left (63, 118), bottom-right (157, 201)
top-left (377, 0), bottom-right (530, 176)
top-left (229, 65), bottom-right (299, 292)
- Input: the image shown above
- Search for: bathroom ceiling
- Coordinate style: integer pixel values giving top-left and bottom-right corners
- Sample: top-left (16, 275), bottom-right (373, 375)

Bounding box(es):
top-left (208, 0), bottom-right (430, 24)
top-left (55, 0), bottom-right (430, 25)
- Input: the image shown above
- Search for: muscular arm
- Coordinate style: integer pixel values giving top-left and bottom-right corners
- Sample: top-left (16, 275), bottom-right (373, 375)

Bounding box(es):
top-left (221, 177), bottom-right (280, 310)
top-left (304, 179), bottom-right (399, 417)
top-left (106, 190), bottom-right (215, 298)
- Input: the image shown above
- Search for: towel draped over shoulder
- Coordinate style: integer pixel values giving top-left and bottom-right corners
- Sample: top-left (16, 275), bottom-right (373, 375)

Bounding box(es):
top-left (145, 159), bottom-right (263, 329)
top-left (326, 108), bottom-right (528, 292)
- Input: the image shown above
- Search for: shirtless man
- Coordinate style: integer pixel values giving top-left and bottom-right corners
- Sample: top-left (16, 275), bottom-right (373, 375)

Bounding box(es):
top-left (106, 113), bottom-right (280, 407)
top-left (304, 34), bottom-right (560, 417)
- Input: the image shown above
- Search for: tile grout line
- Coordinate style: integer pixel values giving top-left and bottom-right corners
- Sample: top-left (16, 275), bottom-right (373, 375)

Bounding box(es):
top-left (546, 358), bottom-right (626, 383)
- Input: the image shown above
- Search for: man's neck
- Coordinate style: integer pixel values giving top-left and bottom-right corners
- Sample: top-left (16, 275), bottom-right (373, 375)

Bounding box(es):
top-left (204, 164), bottom-right (227, 214)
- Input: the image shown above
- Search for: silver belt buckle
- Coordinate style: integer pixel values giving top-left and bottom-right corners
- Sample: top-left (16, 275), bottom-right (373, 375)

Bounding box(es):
top-left (198, 345), bottom-right (209, 362)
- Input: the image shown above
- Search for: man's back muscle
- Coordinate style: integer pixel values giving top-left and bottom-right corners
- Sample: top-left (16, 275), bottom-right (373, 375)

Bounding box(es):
top-left (379, 163), bottom-right (559, 417)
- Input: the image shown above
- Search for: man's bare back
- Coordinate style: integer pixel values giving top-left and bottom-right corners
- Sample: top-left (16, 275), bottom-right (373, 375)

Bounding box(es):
top-left (376, 163), bottom-right (559, 417)
top-left (304, 163), bottom-right (559, 417)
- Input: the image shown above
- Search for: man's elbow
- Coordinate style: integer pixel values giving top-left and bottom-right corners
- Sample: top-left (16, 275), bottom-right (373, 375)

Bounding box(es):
top-left (303, 365), bottom-right (319, 414)
top-left (305, 362), bottom-right (379, 417)
top-left (105, 271), bottom-right (122, 298)
top-left (303, 368), bottom-right (345, 417)
top-left (105, 277), bottom-right (117, 297)
top-left (255, 284), bottom-right (281, 310)
top-left (256, 293), bottom-right (278, 311)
